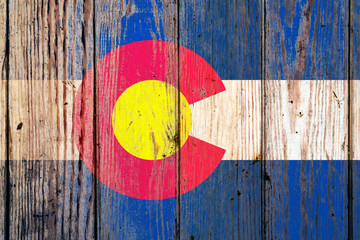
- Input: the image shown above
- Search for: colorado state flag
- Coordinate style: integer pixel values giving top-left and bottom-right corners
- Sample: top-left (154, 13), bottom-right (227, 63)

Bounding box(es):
top-left (3, 0), bottom-right (353, 239)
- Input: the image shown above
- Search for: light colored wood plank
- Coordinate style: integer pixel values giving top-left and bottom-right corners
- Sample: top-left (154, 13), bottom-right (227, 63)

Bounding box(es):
top-left (9, 80), bottom-right (79, 161)
top-left (190, 80), bottom-right (261, 160)
top-left (8, 0), bottom-right (95, 238)
top-left (0, 0), bottom-right (6, 80)
top-left (264, 80), bottom-right (348, 160)
top-left (351, 81), bottom-right (360, 160)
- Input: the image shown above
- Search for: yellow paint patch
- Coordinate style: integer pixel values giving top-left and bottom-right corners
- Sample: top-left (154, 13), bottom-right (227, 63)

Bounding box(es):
top-left (112, 80), bottom-right (192, 160)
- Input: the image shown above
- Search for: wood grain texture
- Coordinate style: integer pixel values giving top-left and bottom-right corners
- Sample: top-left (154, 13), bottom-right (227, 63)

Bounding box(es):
top-left (7, 0), bottom-right (96, 238)
top-left (351, 0), bottom-right (360, 238)
top-left (95, 0), bottom-right (179, 238)
top-left (0, 80), bottom-right (6, 238)
top-left (1, 0), bottom-right (8, 237)
top-left (264, 0), bottom-right (349, 239)
top-left (190, 80), bottom-right (261, 160)
top-left (350, 80), bottom-right (360, 239)
top-left (2, 0), bottom-right (357, 239)
top-left (180, 0), bottom-right (261, 239)
top-left (0, 0), bottom-right (6, 80)
top-left (264, 80), bottom-right (348, 160)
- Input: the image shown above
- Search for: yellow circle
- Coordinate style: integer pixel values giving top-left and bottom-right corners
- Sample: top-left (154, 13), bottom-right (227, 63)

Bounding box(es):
top-left (112, 80), bottom-right (192, 160)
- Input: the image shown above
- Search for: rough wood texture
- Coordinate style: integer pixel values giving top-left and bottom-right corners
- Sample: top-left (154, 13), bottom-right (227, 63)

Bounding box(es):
top-left (264, 0), bottom-right (349, 239)
top-left (264, 80), bottom-right (348, 160)
top-left (351, 0), bottom-right (360, 238)
top-left (0, 0), bottom-right (6, 80)
top-left (0, 0), bottom-right (7, 236)
top-left (2, 0), bottom-right (359, 239)
top-left (180, 0), bottom-right (261, 239)
top-left (351, 80), bottom-right (360, 239)
top-left (0, 80), bottom-right (6, 238)
top-left (95, 0), bottom-right (179, 238)
top-left (190, 80), bottom-right (261, 160)
top-left (7, 0), bottom-right (95, 238)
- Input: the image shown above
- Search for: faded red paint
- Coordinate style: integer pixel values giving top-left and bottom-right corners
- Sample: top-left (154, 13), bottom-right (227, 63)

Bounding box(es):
top-left (73, 40), bottom-right (225, 200)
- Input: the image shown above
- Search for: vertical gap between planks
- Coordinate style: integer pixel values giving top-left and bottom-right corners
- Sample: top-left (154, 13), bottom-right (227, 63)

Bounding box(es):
top-left (4, 0), bottom-right (10, 237)
top-left (176, 0), bottom-right (181, 239)
top-left (348, 0), bottom-right (353, 238)
top-left (260, 0), bottom-right (266, 239)
top-left (92, 0), bottom-right (98, 238)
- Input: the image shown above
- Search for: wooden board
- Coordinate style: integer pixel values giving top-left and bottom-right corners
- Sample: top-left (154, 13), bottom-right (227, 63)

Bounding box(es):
top-left (94, 1), bottom-right (179, 238)
top-left (179, 1), bottom-right (261, 239)
top-left (350, 79), bottom-right (359, 239)
top-left (0, 80), bottom-right (6, 238)
top-left (264, 1), bottom-right (349, 239)
top-left (190, 80), bottom-right (261, 161)
top-left (2, 0), bottom-right (359, 239)
top-left (351, 0), bottom-right (360, 238)
top-left (1, 0), bottom-right (8, 238)
top-left (6, 0), bottom-right (96, 238)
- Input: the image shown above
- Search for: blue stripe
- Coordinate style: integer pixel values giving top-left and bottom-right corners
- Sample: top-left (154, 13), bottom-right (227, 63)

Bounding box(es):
top-left (94, 160), bottom-right (349, 239)
top-left (97, 0), bottom-right (261, 80)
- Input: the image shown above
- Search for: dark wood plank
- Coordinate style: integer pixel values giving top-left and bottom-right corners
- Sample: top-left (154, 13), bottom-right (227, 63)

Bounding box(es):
top-left (179, 0), bottom-right (262, 239)
top-left (264, 0), bottom-right (349, 239)
top-left (8, 0), bottom-right (96, 238)
top-left (0, 80), bottom-right (6, 239)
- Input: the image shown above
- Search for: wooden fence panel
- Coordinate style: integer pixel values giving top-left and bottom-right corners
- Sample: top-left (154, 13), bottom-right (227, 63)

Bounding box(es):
top-left (0, 0), bottom-right (7, 237)
top-left (94, 1), bottom-right (179, 239)
top-left (264, 0), bottom-right (349, 239)
top-left (2, 0), bottom-right (358, 239)
top-left (0, 81), bottom-right (6, 239)
top-left (179, 0), bottom-right (262, 239)
top-left (351, 0), bottom-right (360, 238)
top-left (7, 0), bottom-right (96, 238)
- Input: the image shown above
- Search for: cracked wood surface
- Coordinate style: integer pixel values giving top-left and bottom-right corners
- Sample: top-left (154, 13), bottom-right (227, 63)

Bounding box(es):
top-left (5, 0), bottom-right (96, 238)
top-left (1, 0), bottom-right (360, 239)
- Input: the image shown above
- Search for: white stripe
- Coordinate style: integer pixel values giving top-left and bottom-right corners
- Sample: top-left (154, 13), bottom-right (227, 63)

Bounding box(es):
top-left (190, 80), bottom-right (261, 160)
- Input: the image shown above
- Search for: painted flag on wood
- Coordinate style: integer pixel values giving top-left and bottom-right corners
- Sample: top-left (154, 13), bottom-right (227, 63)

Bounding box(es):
top-left (1, 0), bottom-right (359, 239)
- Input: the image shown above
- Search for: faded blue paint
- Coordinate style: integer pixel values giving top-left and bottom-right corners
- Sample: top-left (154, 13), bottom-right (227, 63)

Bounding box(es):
top-left (97, 160), bottom-right (260, 239)
top-left (268, 0), bottom-right (347, 80)
top-left (97, 0), bottom-right (260, 80)
top-left (94, 0), bottom-right (350, 239)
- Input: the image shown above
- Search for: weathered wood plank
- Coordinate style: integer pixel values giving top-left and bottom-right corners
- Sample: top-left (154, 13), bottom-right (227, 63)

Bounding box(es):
top-left (8, 0), bottom-right (95, 238)
top-left (351, 0), bottom-right (360, 238)
top-left (350, 80), bottom-right (360, 239)
top-left (94, 0), bottom-right (179, 239)
top-left (0, 0), bottom-right (7, 237)
top-left (0, 80), bottom-right (6, 238)
top-left (190, 80), bottom-right (261, 161)
top-left (264, 80), bottom-right (348, 160)
top-left (264, 0), bottom-right (349, 239)
top-left (179, 0), bottom-right (262, 239)
top-left (0, 0), bottom-right (6, 81)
